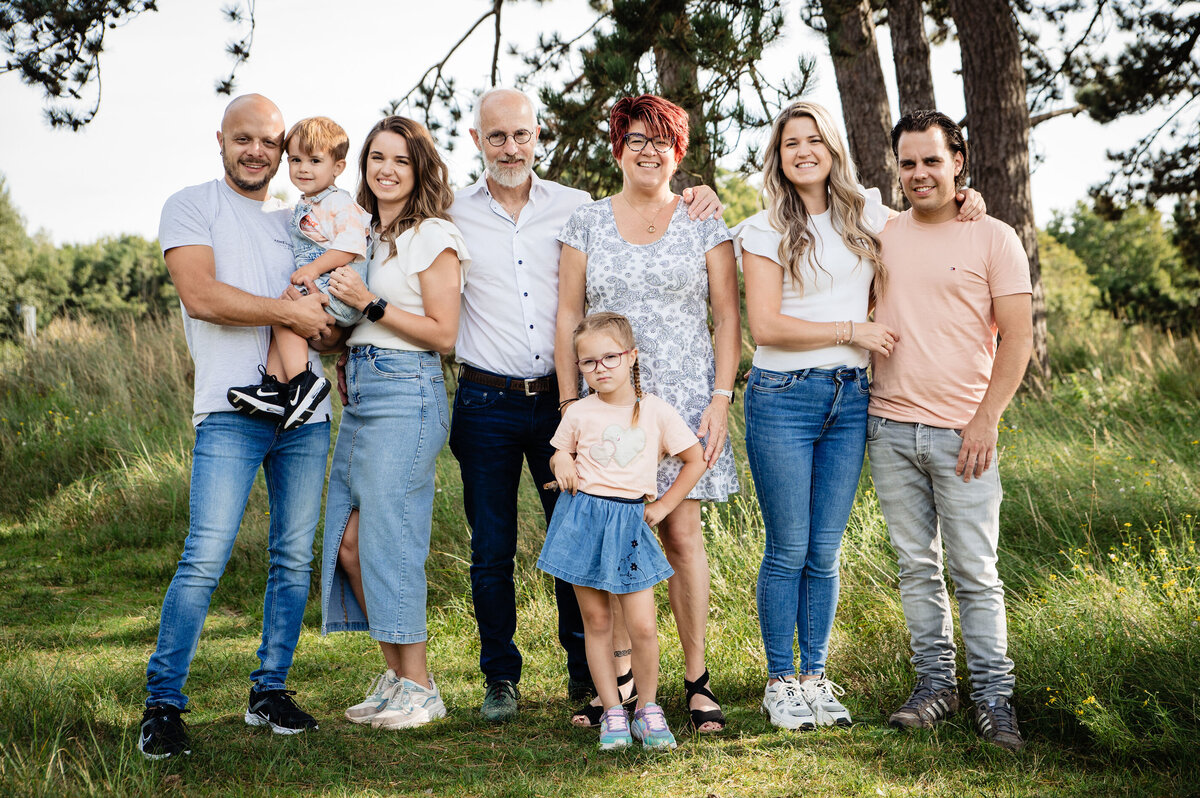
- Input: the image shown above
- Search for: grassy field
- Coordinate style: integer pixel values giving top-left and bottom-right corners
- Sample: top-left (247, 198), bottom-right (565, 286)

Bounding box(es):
top-left (0, 314), bottom-right (1197, 797)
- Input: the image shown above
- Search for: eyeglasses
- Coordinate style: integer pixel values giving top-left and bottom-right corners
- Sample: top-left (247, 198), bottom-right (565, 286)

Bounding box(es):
top-left (622, 133), bottom-right (675, 154)
top-left (485, 129), bottom-right (534, 147)
top-left (576, 350), bottom-right (631, 373)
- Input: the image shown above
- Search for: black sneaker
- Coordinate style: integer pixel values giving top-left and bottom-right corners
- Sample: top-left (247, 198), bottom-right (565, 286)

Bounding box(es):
top-left (888, 675), bottom-right (961, 729)
top-left (138, 704), bottom-right (191, 760)
top-left (282, 364), bottom-right (330, 431)
top-left (975, 697), bottom-right (1025, 751)
top-left (228, 366), bottom-right (288, 418)
top-left (244, 688), bottom-right (319, 735)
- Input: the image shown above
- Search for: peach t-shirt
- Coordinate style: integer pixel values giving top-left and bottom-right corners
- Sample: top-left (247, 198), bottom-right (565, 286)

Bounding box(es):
top-left (552, 393), bottom-right (698, 501)
top-left (869, 212), bottom-right (1032, 428)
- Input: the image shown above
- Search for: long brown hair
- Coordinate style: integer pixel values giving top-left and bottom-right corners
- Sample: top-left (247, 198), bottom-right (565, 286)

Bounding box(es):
top-left (356, 116), bottom-right (454, 257)
top-left (761, 101), bottom-right (886, 299)
top-left (573, 312), bottom-right (644, 427)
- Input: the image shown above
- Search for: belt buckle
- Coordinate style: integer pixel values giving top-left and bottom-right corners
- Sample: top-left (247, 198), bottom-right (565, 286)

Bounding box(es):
top-left (522, 378), bottom-right (537, 396)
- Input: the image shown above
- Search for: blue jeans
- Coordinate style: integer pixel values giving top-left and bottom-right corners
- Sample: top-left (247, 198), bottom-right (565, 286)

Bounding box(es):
top-left (449, 371), bottom-right (589, 687)
top-left (744, 366), bottom-right (869, 678)
top-left (145, 412), bottom-right (329, 709)
top-left (866, 415), bottom-right (1015, 702)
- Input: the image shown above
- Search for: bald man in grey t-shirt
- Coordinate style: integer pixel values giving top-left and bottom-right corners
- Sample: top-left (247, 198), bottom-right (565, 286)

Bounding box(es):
top-left (139, 94), bottom-right (337, 761)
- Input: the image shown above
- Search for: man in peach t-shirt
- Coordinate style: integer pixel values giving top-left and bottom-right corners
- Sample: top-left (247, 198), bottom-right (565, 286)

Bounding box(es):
top-left (867, 111), bottom-right (1033, 752)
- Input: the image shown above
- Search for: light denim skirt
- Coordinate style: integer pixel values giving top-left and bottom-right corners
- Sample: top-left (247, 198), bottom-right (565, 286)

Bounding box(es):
top-left (321, 346), bottom-right (448, 643)
top-left (537, 491), bottom-right (674, 594)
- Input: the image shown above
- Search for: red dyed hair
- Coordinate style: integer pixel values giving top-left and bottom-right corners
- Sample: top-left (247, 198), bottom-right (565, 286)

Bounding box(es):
top-left (609, 94), bottom-right (689, 163)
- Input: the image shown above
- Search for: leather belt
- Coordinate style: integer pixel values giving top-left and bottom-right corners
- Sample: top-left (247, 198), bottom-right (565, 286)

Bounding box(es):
top-left (459, 365), bottom-right (556, 396)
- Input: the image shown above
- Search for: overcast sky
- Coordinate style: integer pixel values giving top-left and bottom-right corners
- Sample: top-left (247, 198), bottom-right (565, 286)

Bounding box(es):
top-left (1, 0), bottom-right (1153, 245)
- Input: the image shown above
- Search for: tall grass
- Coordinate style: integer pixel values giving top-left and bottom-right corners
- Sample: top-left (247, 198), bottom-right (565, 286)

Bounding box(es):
top-left (1, 312), bottom-right (1197, 796)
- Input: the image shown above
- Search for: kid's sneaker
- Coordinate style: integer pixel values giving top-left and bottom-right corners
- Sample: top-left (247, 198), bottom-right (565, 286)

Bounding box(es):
top-left (228, 366), bottom-right (287, 418)
top-left (799, 677), bottom-right (853, 727)
top-left (244, 688), bottom-right (319, 734)
top-left (137, 704), bottom-right (190, 760)
top-left (762, 677), bottom-right (815, 730)
top-left (630, 702), bottom-right (677, 750)
top-left (345, 669), bottom-right (403, 724)
top-left (598, 706), bottom-right (633, 750)
top-left (370, 677), bottom-right (447, 730)
top-left (282, 363), bottom-right (330, 431)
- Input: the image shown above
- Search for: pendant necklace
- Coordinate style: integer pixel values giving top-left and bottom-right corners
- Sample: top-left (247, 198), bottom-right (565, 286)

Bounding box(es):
top-left (621, 193), bottom-right (673, 233)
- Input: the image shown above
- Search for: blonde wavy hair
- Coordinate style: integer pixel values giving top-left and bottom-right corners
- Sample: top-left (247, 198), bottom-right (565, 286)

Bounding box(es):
top-left (761, 101), bottom-right (886, 298)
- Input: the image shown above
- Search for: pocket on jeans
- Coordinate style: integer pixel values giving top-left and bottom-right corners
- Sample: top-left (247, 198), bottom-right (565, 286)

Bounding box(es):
top-left (856, 372), bottom-right (871, 395)
top-left (367, 352), bottom-right (419, 379)
top-left (749, 369), bottom-right (795, 394)
top-left (453, 379), bottom-right (501, 411)
top-left (866, 415), bottom-right (886, 442)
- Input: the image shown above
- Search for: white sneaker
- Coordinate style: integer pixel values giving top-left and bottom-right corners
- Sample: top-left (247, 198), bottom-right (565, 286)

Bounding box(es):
top-left (762, 678), bottom-right (815, 730)
top-left (371, 677), bottom-right (447, 730)
top-left (799, 677), bottom-right (853, 727)
top-left (345, 669), bottom-right (402, 724)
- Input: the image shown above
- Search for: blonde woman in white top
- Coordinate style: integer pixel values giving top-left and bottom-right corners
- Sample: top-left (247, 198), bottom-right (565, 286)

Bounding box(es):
top-left (735, 101), bottom-right (982, 730)
top-left (320, 116), bottom-right (470, 731)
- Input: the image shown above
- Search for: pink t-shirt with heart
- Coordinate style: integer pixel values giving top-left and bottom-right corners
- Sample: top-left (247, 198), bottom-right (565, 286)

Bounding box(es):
top-left (552, 393), bottom-right (699, 501)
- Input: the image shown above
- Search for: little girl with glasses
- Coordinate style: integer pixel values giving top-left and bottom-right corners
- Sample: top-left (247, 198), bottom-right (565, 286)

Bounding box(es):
top-left (537, 312), bottom-right (706, 750)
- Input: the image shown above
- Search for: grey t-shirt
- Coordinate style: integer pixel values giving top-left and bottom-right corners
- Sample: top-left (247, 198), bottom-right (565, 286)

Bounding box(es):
top-left (159, 179), bottom-right (333, 426)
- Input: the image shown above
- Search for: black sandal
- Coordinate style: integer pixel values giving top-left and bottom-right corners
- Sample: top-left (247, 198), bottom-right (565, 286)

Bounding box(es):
top-left (684, 669), bottom-right (727, 733)
top-left (570, 669), bottom-right (637, 727)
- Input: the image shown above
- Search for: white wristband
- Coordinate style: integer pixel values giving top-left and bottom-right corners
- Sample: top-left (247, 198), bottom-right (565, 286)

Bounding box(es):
top-left (712, 388), bottom-right (734, 402)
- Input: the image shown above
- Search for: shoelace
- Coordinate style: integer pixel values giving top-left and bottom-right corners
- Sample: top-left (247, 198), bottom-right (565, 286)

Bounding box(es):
top-left (639, 705), bottom-right (669, 732)
top-left (988, 702), bottom-right (1018, 733)
top-left (486, 682), bottom-right (516, 702)
top-left (602, 707), bottom-right (629, 732)
top-left (900, 684), bottom-right (939, 711)
top-left (775, 680), bottom-right (804, 708)
top-left (365, 672), bottom-right (393, 700)
top-left (808, 678), bottom-right (846, 703)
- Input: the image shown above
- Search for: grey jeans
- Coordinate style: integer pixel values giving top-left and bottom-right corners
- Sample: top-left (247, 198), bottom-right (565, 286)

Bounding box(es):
top-left (867, 415), bottom-right (1015, 703)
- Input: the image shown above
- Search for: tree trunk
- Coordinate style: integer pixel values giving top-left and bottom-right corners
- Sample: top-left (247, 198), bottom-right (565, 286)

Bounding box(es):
top-left (653, 4), bottom-right (711, 191)
top-left (948, 0), bottom-right (1050, 380)
top-left (819, 0), bottom-right (901, 208)
top-left (888, 0), bottom-right (936, 114)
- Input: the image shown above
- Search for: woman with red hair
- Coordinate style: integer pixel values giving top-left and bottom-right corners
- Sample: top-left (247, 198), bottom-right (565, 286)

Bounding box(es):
top-left (555, 94), bottom-right (740, 734)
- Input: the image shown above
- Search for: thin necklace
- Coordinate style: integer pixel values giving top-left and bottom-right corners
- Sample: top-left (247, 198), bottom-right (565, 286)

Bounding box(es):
top-left (620, 193), bottom-right (673, 233)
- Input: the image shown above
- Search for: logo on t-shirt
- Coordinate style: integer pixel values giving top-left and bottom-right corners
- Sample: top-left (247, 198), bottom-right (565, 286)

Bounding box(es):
top-left (589, 424), bottom-right (646, 467)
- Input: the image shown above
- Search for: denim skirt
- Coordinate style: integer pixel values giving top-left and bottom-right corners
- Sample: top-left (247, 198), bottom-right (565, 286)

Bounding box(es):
top-left (537, 491), bottom-right (674, 594)
top-left (321, 346), bottom-right (448, 643)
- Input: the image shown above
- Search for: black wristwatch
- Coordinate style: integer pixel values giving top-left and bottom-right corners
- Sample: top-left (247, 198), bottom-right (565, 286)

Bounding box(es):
top-left (364, 297), bottom-right (388, 323)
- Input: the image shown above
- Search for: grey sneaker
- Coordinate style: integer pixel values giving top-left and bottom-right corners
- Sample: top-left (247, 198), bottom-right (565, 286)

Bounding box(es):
top-left (480, 680), bottom-right (520, 724)
top-left (889, 676), bottom-right (961, 729)
top-left (371, 677), bottom-right (447, 730)
top-left (345, 669), bottom-right (402, 724)
top-left (975, 697), bottom-right (1025, 751)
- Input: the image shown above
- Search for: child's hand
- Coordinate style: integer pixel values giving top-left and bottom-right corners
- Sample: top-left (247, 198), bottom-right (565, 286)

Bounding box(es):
top-left (643, 501), bottom-right (669, 528)
top-left (291, 265), bottom-right (322, 293)
top-left (550, 450), bottom-right (579, 495)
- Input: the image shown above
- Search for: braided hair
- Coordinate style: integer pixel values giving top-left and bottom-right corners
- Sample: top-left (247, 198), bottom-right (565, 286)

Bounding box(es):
top-left (573, 311), bottom-right (642, 426)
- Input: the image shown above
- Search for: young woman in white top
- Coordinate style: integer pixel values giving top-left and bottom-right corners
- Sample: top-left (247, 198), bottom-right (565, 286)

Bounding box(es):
top-left (320, 116), bottom-right (470, 731)
top-left (735, 101), bottom-right (982, 730)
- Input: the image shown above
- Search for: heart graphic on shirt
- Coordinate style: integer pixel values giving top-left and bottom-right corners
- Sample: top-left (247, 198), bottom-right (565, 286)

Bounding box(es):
top-left (602, 424), bottom-right (646, 467)
top-left (589, 439), bottom-right (617, 466)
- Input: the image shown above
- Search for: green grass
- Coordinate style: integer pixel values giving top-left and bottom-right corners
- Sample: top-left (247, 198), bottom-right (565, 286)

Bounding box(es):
top-left (1, 315), bottom-right (1198, 797)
